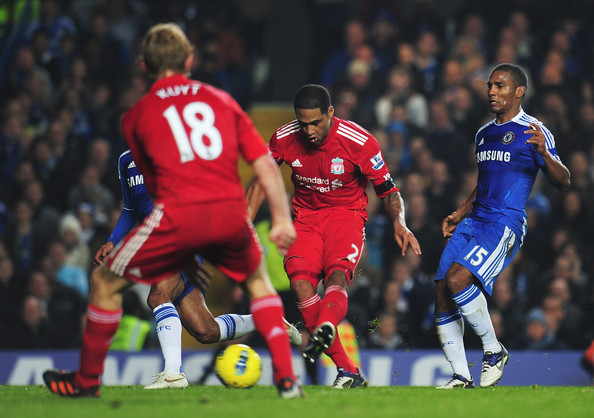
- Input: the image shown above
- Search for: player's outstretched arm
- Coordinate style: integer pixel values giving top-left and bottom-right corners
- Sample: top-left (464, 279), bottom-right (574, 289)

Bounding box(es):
top-left (524, 123), bottom-right (571, 191)
top-left (93, 206), bottom-right (138, 265)
top-left (250, 154), bottom-right (295, 255)
top-left (382, 191), bottom-right (421, 256)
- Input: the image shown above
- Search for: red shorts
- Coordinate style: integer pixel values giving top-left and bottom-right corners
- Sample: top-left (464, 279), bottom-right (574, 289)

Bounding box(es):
top-left (106, 200), bottom-right (262, 285)
top-left (285, 209), bottom-right (366, 287)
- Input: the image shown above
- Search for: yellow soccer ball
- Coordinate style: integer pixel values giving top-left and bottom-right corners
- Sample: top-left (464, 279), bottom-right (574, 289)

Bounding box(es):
top-left (215, 344), bottom-right (262, 388)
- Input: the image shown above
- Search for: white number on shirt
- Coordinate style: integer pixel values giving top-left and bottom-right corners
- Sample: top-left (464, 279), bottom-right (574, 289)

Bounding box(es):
top-left (163, 102), bottom-right (223, 162)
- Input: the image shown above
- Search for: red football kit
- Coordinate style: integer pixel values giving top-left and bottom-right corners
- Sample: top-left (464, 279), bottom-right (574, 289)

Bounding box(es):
top-left (268, 116), bottom-right (398, 285)
top-left (107, 75), bottom-right (267, 284)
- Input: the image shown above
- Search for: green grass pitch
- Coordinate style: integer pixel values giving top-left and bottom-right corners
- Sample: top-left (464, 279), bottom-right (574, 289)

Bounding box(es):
top-left (2, 385), bottom-right (592, 418)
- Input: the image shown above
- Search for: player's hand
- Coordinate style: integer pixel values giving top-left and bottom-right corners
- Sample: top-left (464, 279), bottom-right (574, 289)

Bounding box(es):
top-left (442, 211), bottom-right (463, 239)
top-left (393, 222), bottom-right (422, 256)
top-left (524, 123), bottom-right (547, 155)
top-left (269, 221), bottom-right (296, 256)
top-left (192, 260), bottom-right (213, 293)
top-left (93, 241), bottom-right (114, 265)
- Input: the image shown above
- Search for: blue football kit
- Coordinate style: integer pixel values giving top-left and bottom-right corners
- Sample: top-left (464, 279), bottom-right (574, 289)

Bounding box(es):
top-left (110, 150), bottom-right (195, 303)
top-left (436, 109), bottom-right (563, 295)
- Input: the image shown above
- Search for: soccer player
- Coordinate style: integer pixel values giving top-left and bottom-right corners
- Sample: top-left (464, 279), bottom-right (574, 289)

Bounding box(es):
top-left (247, 84), bottom-right (421, 388)
top-left (93, 149), bottom-right (302, 389)
top-left (434, 63), bottom-right (570, 389)
top-left (43, 23), bottom-right (303, 399)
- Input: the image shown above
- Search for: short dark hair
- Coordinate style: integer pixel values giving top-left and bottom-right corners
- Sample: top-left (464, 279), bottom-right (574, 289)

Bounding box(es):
top-left (491, 63), bottom-right (528, 90)
top-left (294, 84), bottom-right (332, 114)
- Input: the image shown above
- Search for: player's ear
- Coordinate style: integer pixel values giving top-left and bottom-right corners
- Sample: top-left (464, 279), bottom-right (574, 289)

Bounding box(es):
top-left (327, 106), bottom-right (335, 119)
top-left (140, 61), bottom-right (147, 72)
top-left (185, 54), bottom-right (194, 72)
top-left (516, 86), bottom-right (526, 100)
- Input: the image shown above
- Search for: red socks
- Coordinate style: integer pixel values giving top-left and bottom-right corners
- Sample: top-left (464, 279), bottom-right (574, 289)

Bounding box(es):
top-left (75, 304), bottom-right (122, 390)
top-left (296, 288), bottom-right (357, 373)
top-left (317, 286), bottom-right (348, 326)
top-left (250, 295), bottom-right (295, 384)
top-left (296, 294), bottom-right (322, 334)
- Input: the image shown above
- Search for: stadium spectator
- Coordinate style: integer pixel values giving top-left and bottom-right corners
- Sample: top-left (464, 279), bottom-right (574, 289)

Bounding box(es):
top-left (412, 31), bottom-right (442, 99)
top-left (24, 0), bottom-right (76, 56)
top-left (425, 159), bottom-right (456, 225)
top-left (22, 179), bottom-right (60, 244)
top-left (0, 255), bottom-right (26, 333)
top-left (45, 238), bottom-right (87, 299)
top-left (404, 193), bottom-right (443, 276)
top-left (58, 213), bottom-right (91, 273)
top-left (24, 268), bottom-right (87, 348)
top-left (375, 65), bottom-right (428, 130)
top-left (3, 199), bottom-right (48, 275)
top-left (509, 307), bottom-right (567, 351)
top-left (79, 9), bottom-right (130, 83)
top-left (319, 20), bottom-right (367, 89)
top-left (67, 164), bottom-right (115, 226)
top-left (367, 311), bottom-right (405, 349)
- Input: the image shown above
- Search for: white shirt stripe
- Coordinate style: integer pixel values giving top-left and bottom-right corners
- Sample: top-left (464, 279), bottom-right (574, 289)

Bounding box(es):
top-left (112, 204), bottom-right (164, 276)
top-left (336, 123), bottom-right (368, 146)
top-left (479, 226), bottom-right (515, 288)
top-left (276, 121), bottom-right (300, 139)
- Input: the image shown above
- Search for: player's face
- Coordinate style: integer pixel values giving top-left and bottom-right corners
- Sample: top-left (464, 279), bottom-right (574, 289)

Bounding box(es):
top-left (295, 106), bottom-right (334, 146)
top-left (487, 70), bottom-right (523, 119)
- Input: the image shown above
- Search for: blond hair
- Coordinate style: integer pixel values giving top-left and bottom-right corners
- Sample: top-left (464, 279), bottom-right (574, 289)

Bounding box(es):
top-left (141, 23), bottom-right (194, 79)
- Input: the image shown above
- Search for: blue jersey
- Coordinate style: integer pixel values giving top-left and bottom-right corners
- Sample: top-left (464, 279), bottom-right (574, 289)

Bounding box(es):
top-left (108, 150), bottom-right (154, 245)
top-left (469, 109), bottom-right (562, 237)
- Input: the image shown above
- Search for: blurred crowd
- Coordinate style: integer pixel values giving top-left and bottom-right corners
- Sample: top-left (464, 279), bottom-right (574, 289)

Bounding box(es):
top-left (0, 0), bottom-right (592, 355)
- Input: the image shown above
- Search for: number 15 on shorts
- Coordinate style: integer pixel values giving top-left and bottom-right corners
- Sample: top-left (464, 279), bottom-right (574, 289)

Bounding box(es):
top-left (464, 245), bottom-right (489, 266)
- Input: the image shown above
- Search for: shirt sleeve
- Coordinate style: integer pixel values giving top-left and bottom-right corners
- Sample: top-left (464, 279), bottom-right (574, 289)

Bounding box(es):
top-left (266, 133), bottom-right (284, 164)
top-left (233, 100), bottom-right (268, 163)
top-left (107, 208), bottom-right (138, 245)
top-left (358, 136), bottom-right (398, 198)
top-left (107, 153), bottom-right (139, 244)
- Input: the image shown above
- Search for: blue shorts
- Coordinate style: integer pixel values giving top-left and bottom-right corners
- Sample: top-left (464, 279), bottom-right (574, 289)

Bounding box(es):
top-left (173, 271), bottom-right (197, 306)
top-left (435, 218), bottom-right (521, 295)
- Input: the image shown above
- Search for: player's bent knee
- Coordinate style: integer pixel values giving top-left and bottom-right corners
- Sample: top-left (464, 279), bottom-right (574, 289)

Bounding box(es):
top-left (187, 324), bottom-right (220, 344)
top-left (90, 264), bottom-right (130, 301)
top-left (146, 287), bottom-right (170, 310)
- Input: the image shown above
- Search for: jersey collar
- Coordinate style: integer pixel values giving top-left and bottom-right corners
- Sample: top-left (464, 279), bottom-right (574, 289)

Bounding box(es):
top-left (150, 74), bottom-right (191, 92)
top-left (493, 107), bottom-right (526, 126)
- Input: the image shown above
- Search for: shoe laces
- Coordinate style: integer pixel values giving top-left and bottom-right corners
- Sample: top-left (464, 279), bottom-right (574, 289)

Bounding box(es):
top-left (336, 367), bottom-right (359, 378)
top-left (482, 351), bottom-right (500, 368)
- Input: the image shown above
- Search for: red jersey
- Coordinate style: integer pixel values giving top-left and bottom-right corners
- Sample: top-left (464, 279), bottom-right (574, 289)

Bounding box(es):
top-left (121, 74), bottom-right (267, 205)
top-left (268, 116), bottom-right (397, 217)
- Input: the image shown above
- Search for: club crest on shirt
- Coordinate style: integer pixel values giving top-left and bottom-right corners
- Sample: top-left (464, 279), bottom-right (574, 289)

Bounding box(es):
top-left (370, 151), bottom-right (385, 170)
top-left (502, 131), bottom-right (515, 144)
top-left (331, 157), bottom-right (345, 174)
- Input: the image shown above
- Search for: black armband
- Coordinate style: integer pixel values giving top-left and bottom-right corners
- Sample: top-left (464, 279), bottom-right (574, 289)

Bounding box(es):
top-left (374, 177), bottom-right (397, 196)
